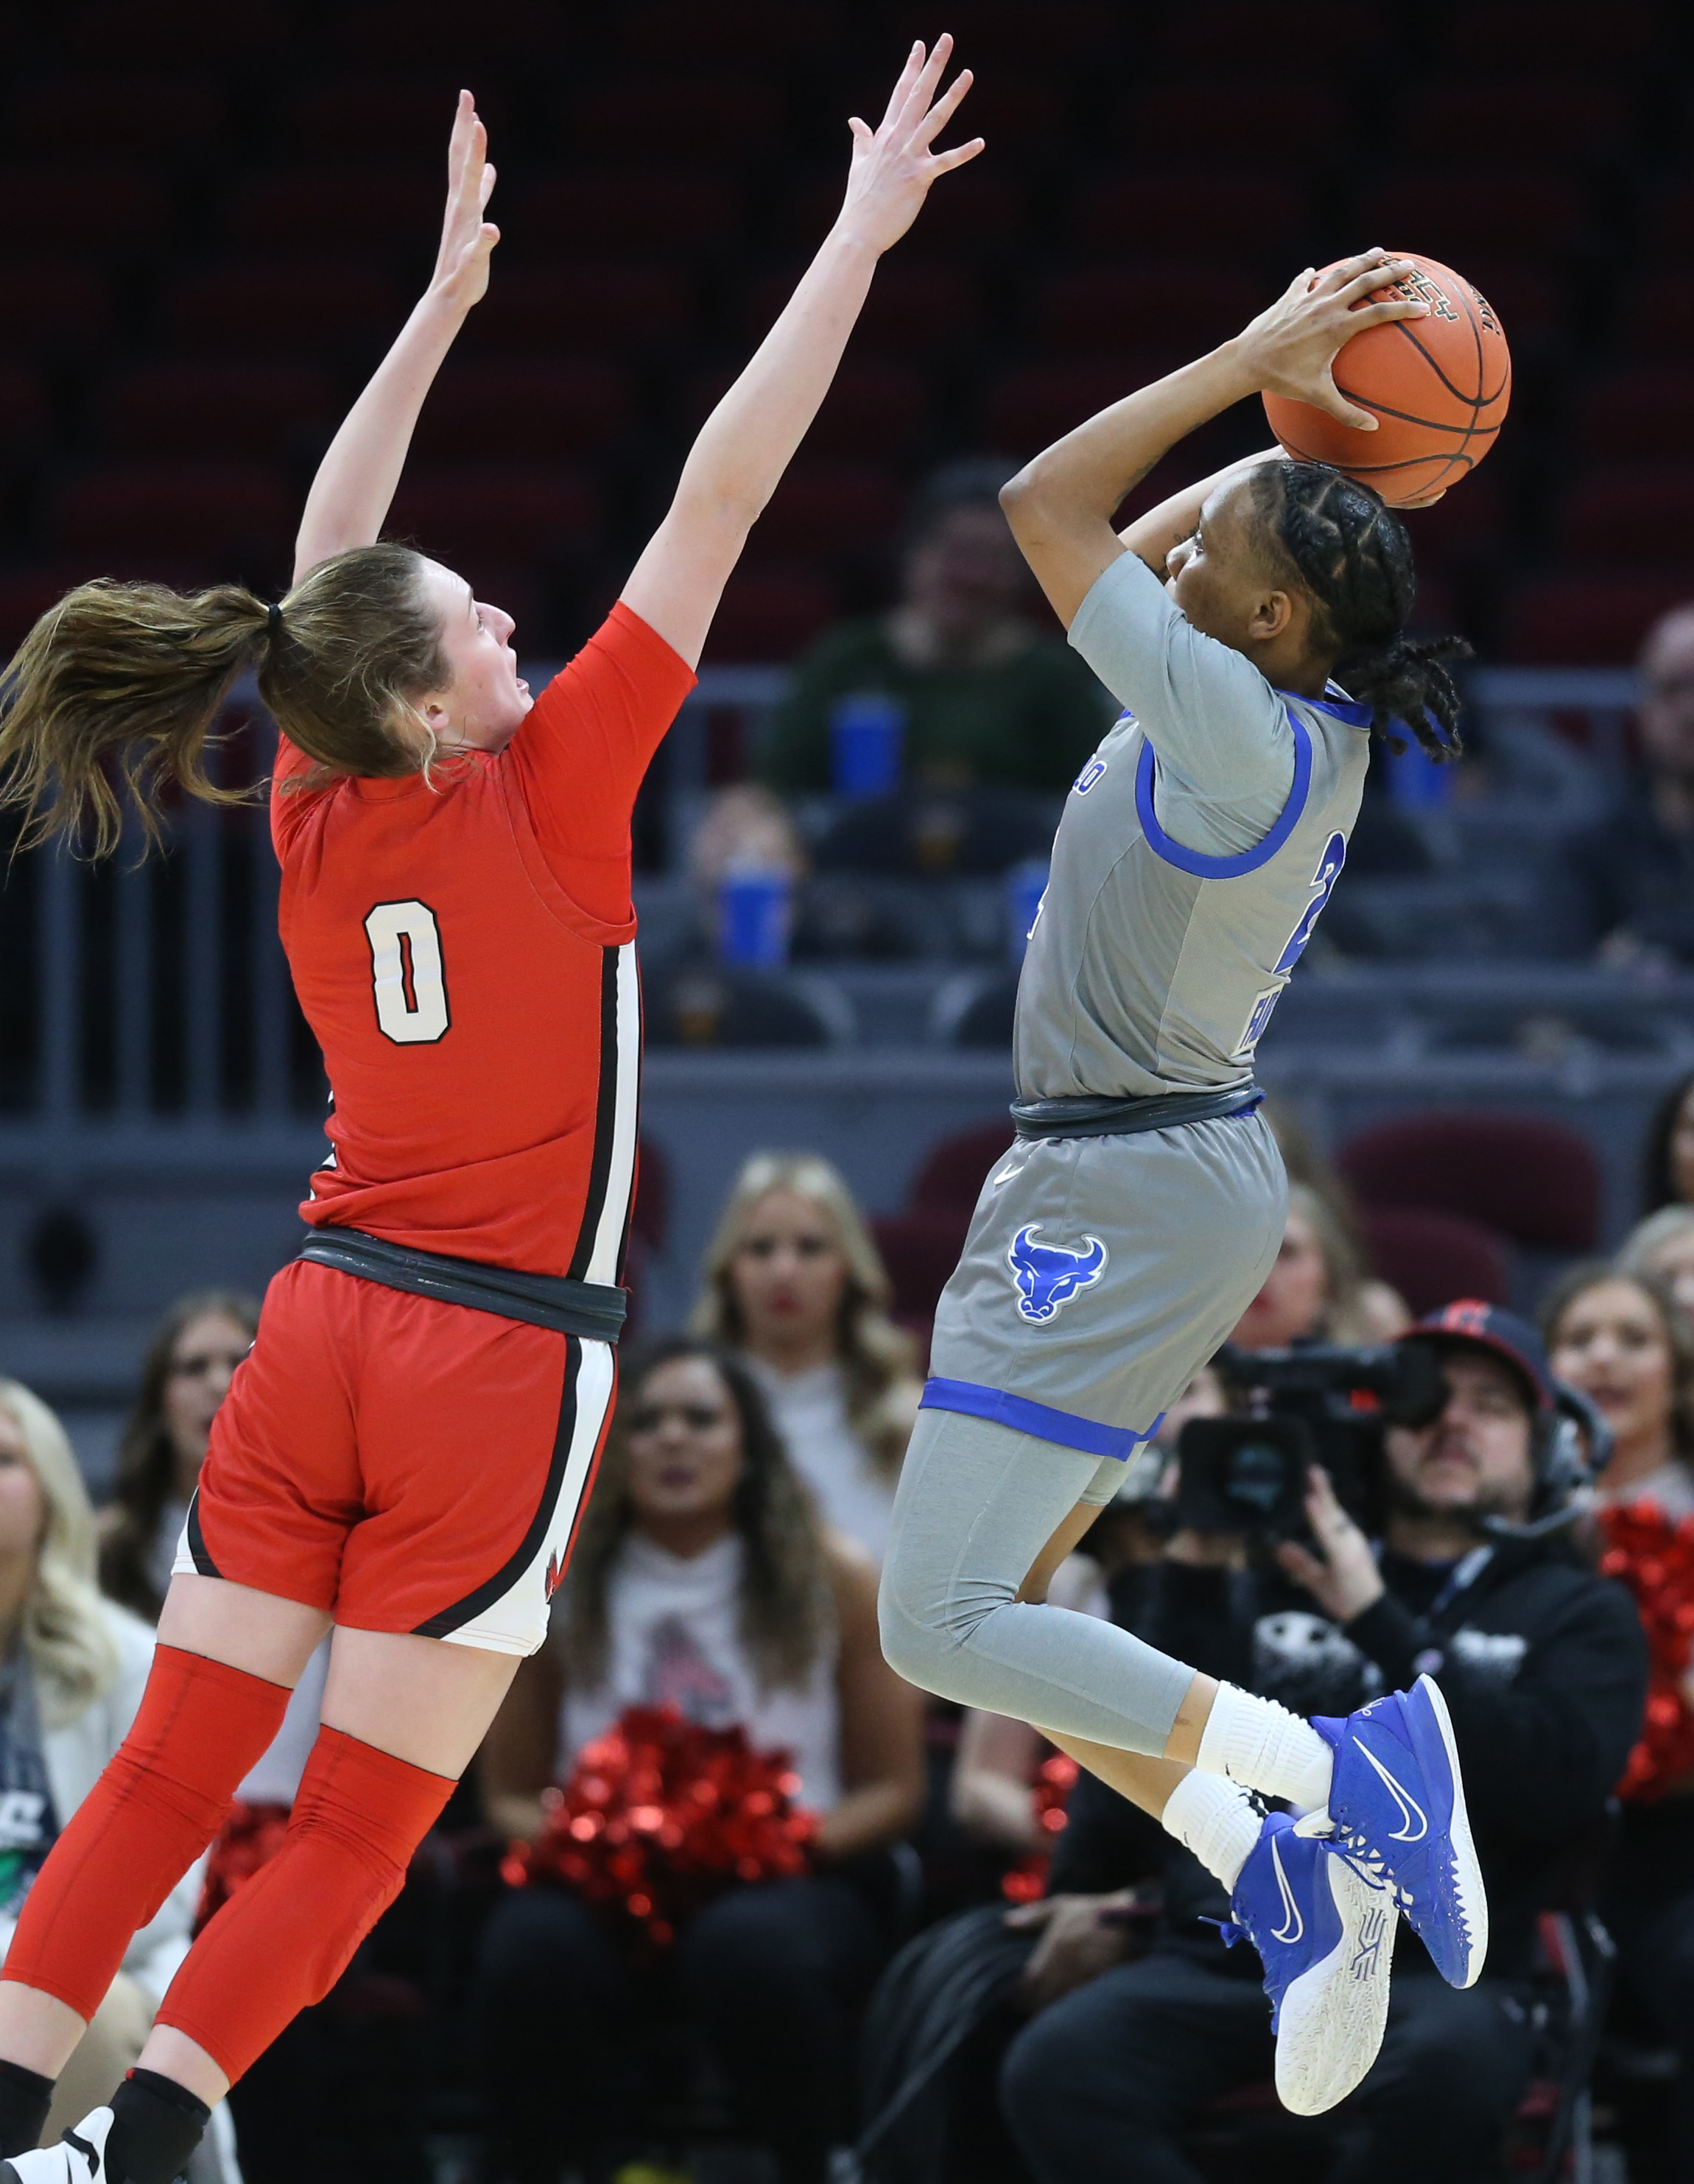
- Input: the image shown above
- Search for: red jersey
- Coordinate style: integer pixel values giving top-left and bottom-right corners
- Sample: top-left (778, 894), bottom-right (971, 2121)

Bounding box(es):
top-left (273, 603), bottom-right (695, 1279)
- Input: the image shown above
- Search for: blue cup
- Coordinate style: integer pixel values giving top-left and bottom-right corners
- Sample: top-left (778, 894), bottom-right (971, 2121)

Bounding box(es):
top-left (1006, 857), bottom-right (1050, 965)
top-left (717, 867), bottom-right (793, 970)
top-left (829, 693), bottom-right (906, 798)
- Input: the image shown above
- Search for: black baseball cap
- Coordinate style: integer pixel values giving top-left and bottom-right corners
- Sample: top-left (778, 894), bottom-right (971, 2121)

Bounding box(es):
top-left (1400, 1299), bottom-right (1558, 1414)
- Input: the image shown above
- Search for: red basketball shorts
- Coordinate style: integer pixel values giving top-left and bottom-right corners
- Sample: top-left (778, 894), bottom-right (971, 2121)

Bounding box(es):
top-left (174, 1259), bottom-right (615, 1656)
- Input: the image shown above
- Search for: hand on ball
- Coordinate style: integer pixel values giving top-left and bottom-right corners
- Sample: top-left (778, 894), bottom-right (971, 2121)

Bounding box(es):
top-left (1234, 249), bottom-right (1431, 432)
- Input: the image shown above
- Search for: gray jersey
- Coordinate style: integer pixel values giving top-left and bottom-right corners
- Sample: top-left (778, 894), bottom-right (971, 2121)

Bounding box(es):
top-left (1014, 551), bottom-right (1371, 1100)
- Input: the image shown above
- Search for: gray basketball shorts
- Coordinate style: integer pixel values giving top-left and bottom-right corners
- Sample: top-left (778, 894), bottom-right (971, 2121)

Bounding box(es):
top-left (924, 1109), bottom-right (1287, 1461)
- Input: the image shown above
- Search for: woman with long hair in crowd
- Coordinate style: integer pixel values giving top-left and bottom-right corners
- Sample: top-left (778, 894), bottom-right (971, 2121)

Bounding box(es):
top-left (98, 1296), bottom-right (258, 1625)
top-left (1621, 1204), bottom-right (1694, 1324)
top-left (0, 1384), bottom-right (203, 2152)
top-left (477, 1335), bottom-right (924, 2184)
top-left (1546, 1262), bottom-right (1694, 2174)
top-left (1640, 1069), bottom-right (1694, 1220)
top-left (692, 1152), bottom-right (922, 1562)
top-left (0, 55), bottom-right (980, 2184)
top-left (1229, 1180), bottom-right (1409, 1351)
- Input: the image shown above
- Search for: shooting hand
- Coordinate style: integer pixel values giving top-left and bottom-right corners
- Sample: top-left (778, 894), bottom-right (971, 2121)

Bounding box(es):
top-left (1274, 1465), bottom-right (1385, 1622)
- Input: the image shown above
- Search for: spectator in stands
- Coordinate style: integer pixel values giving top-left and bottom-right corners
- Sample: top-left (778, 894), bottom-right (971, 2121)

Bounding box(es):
top-left (1229, 1181), bottom-right (1410, 1348)
top-left (1546, 1265), bottom-right (1694, 2172)
top-left (97, 1290), bottom-right (257, 1622)
top-left (1567, 603), bottom-right (1694, 963)
top-left (759, 460), bottom-right (1113, 799)
top-left (0, 1379), bottom-right (203, 2148)
top-left (1641, 1068), bottom-right (1694, 1216)
top-left (1620, 1205), bottom-right (1694, 1324)
top-left (692, 1152), bottom-right (922, 1563)
top-left (475, 1336), bottom-right (925, 2184)
top-left (974, 1308), bottom-right (1645, 2184)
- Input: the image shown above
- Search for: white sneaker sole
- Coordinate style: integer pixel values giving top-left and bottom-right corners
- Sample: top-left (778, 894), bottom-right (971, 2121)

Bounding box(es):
top-left (1415, 1673), bottom-right (1489, 1989)
top-left (1273, 1852), bottom-right (1396, 2117)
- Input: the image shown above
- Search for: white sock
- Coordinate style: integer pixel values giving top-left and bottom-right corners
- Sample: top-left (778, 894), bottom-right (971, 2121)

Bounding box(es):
top-left (1161, 1769), bottom-right (1262, 1892)
top-left (1195, 1683), bottom-right (1334, 1811)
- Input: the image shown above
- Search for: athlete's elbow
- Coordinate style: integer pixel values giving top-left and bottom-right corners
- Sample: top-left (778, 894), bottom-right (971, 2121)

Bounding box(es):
top-left (999, 465), bottom-right (1043, 537)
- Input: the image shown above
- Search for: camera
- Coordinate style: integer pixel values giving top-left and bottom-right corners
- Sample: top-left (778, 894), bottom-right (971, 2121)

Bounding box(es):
top-left (1173, 1342), bottom-right (1449, 1539)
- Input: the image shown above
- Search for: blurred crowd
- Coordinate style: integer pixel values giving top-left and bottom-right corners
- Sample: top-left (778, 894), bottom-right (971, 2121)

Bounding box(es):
top-left (7, 1094), bottom-right (1694, 2183)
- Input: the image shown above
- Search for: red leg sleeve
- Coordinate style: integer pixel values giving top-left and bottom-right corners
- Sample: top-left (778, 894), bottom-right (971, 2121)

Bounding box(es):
top-left (4, 1646), bottom-right (292, 2021)
top-left (153, 1727), bottom-right (454, 2085)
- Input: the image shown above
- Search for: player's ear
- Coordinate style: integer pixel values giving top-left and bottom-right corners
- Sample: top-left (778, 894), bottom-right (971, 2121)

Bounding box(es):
top-left (1247, 586), bottom-right (1298, 644)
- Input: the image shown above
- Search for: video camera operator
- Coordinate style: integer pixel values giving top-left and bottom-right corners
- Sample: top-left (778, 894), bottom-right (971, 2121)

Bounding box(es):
top-left (997, 1302), bottom-right (1648, 2184)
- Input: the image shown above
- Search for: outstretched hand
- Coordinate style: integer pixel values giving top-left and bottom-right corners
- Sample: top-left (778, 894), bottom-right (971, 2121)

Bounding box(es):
top-left (1275, 1466), bottom-right (1386, 1623)
top-left (1234, 248), bottom-right (1431, 432)
top-left (432, 90), bottom-right (499, 313)
top-left (836, 34), bottom-right (983, 256)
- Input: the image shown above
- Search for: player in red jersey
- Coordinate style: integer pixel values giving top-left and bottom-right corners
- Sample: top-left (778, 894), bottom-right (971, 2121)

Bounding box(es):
top-left (0, 51), bottom-right (979, 2184)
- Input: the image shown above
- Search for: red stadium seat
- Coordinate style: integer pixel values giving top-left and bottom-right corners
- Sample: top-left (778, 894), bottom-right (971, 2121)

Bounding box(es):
top-left (910, 1121), bottom-right (1016, 1212)
top-left (13, 74), bottom-right (231, 160)
top-left (1399, 474), bottom-right (1506, 568)
top-left (97, 359), bottom-right (335, 457)
top-left (952, 81), bottom-right (1069, 154)
top-left (512, 171), bottom-right (741, 256)
top-left (1033, 261), bottom-right (1272, 353)
top-left (164, 259), bottom-right (407, 351)
top-left (1072, 172), bottom-right (1307, 261)
top-left (803, 361), bottom-right (930, 459)
top-left (1407, 81), bottom-right (1626, 164)
top-left (0, 566), bottom-right (94, 649)
top-left (613, 0), bottom-right (837, 64)
top-left (1359, 172), bottom-right (1589, 259)
top-left (1500, 573), bottom-right (1694, 665)
top-left (228, 168), bottom-right (442, 256)
top-left (0, 362), bottom-right (47, 452)
top-left (738, 260), bottom-right (978, 352)
top-left (385, 464), bottom-right (599, 566)
top-left (0, 165), bottom-right (169, 252)
top-left (1643, 182), bottom-right (1694, 259)
top-left (751, 463), bottom-right (904, 555)
top-left (281, 77), bottom-right (507, 164)
top-left (46, 460), bottom-right (294, 566)
top-left (68, 0), bottom-right (283, 62)
top-left (890, 170), bottom-right (1030, 253)
top-left (698, 566), bottom-right (838, 663)
top-left (931, 0), bottom-right (1114, 63)
top-left (1121, 83), bottom-right (1334, 161)
top-left (984, 358), bottom-right (1187, 458)
top-left (1617, 273), bottom-right (1694, 359)
top-left (466, 262), bottom-right (696, 352)
top-left (0, 260), bottom-right (112, 346)
top-left (340, 0), bottom-right (560, 63)
top-left (1430, 1), bottom-right (1656, 71)
top-left (1570, 366), bottom-right (1694, 463)
top-left (1359, 1209), bottom-right (1511, 1316)
top-left (1553, 466), bottom-right (1694, 569)
top-left (1160, 1), bottom-right (1381, 70)
top-left (871, 1213), bottom-right (973, 1323)
top-left (1444, 259), bottom-right (1564, 340)
top-left (1338, 1111), bottom-right (1601, 1254)
top-left (568, 79), bottom-right (784, 165)
top-left (412, 361), bottom-right (636, 460)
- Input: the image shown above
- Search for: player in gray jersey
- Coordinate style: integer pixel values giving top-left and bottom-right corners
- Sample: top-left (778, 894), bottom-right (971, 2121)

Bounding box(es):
top-left (879, 252), bottom-right (1486, 2115)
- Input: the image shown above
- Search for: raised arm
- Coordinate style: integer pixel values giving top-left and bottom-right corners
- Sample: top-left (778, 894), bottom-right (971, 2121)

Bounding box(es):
top-left (292, 92), bottom-right (497, 583)
top-left (619, 37), bottom-right (981, 669)
top-left (999, 250), bottom-right (1430, 628)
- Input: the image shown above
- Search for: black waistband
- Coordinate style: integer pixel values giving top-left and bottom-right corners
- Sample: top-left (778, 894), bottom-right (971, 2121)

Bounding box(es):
top-left (298, 1229), bottom-right (628, 1343)
top-left (1011, 1085), bottom-right (1262, 1141)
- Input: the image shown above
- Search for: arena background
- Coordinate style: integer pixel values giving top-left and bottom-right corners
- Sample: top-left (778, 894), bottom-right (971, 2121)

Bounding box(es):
top-left (0, 0), bottom-right (1688, 1480)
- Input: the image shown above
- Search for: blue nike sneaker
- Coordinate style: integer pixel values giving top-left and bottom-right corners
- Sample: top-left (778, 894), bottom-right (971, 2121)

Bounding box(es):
top-left (1312, 1673), bottom-right (1488, 1990)
top-left (1222, 1809), bottom-right (1396, 2116)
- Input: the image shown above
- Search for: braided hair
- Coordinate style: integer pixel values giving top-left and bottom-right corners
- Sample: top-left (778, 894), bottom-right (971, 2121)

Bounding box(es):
top-left (1248, 460), bottom-right (1470, 762)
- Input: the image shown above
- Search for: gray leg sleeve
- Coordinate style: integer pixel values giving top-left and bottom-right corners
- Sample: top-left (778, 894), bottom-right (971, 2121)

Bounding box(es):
top-left (878, 1407), bottom-right (1198, 1756)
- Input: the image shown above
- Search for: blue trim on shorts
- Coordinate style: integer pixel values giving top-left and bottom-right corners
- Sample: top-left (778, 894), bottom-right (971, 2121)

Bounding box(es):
top-left (1134, 707), bottom-right (1313, 879)
top-left (920, 1377), bottom-right (1164, 1460)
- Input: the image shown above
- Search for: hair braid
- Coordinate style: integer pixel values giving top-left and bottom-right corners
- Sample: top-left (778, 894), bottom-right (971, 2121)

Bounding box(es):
top-left (1249, 460), bottom-right (1471, 762)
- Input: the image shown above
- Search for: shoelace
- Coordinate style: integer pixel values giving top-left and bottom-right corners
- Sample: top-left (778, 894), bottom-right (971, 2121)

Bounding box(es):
top-left (1294, 1807), bottom-right (1414, 1912)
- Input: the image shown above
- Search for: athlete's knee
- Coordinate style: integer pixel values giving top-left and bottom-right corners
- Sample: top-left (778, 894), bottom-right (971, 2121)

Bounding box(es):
top-left (876, 1547), bottom-right (1007, 1702)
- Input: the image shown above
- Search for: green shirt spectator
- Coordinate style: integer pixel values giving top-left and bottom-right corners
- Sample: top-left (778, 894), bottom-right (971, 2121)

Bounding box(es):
top-left (759, 490), bottom-right (1115, 795)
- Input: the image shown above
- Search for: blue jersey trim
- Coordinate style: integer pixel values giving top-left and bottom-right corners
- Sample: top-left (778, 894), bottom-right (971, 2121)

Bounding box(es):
top-left (920, 1376), bottom-right (1164, 1459)
top-left (1134, 707), bottom-right (1314, 879)
top-left (1277, 682), bottom-right (1373, 729)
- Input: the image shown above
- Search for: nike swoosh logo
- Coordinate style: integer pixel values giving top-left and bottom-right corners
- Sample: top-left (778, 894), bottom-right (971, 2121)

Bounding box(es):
top-left (1355, 1740), bottom-right (1429, 1841)
top-left (1270, 1833), bottom-right (1304, 1945)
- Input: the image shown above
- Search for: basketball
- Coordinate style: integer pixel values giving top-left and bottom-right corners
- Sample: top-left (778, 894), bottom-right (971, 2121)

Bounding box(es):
top-left (1262, 253), bottom-right (1511, 506)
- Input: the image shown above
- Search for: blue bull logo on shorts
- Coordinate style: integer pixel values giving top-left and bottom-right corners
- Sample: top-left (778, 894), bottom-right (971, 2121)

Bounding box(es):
top-left (1008, 1225), bottom-right (1109, 1323)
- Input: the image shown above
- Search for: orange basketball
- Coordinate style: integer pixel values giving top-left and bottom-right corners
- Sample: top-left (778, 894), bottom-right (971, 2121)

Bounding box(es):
top-left (1262, 253), bottom-right (1511, 506)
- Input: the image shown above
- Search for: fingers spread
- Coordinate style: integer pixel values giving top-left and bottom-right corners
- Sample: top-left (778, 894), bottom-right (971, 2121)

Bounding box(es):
top-left (879, 41), bottom-right (926, 129)
top-left (917, 64), bottom-right (974, 145)
top-left (929, 135), bottom-right (985, 174)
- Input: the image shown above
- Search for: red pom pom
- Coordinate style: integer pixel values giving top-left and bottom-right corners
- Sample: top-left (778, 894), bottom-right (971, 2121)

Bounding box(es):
top-left (1598, 1506), bottom-right (1694, 1800)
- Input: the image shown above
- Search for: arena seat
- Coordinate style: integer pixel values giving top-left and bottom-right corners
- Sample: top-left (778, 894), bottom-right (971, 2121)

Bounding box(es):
top-left (1408, 82), bottom-right (1627, 164)
top-left (164, 259), bottom-right (407, 351)
top-left (1121, 82), bottom-right (1333, 161)
top-left (1358, 1207), bottom-right (1512, 1314)
top-left (1071, 171), bottom-right (1307, 261)
top-left (1642, 180), bottom-right (1694, 258)
top-left (228, 168), bottom-right (442, 256)
top-left (1616, 271), bottom-right (1694, 358)
top-left (871, 1213), bottom-right (973, 1323)
top-left (568, 78), bottom-right (784, 165)
top-left (340, 0), bottom-right (559, 63)
top-left (465, 262), bottom-right (696, 353)
top-left (384, 464), bottom-right (600, 566)
top-left (46, 460), bottom-right (294, 567)
top-left (1553, 465), bottom-right (1694, 568)
top-left (0, 260), bottom-right (112, 348)
top-left (1501, 572), bottom-right (1694, 665)
top-left (512, 171), bottom-right (741, 256)
top-left (642, 966), bottom-right (834, 1050)
top-left (983, 358), bottom-right (1189, 459)
top-left (880, 169), bottom-right (1030, 254)
top-left (97, 359), bottom-right (336, 457)
top-left (612, 0), bottom-right (838, 63)
top-left (948, 80), bottom-right (1069, 155)
top-left (799, 362), bottom-right (930, 460)
top-left (1359, 172), bottom-right (1589, 259)
top-left (411, 361), bottom-right (636, 461)
top-left (847, 261), bottom-right (983, 352)
top-left (13, 74), bottom-right (231, 161)
top-left (697, 566), bottom-right (838, 664)
top-left (0, 363), bottom-right (47, 453)
top-left (281, 76), bottom-right (509, 164)
top-left (1572, 367), bottom-right (1694, 463)
top-left (1398, 474), bottom-right (1506, 568)
top-left (0, 164), bottom-right (169, 253)
top-left (1443, 257), bottom-right (1564, 338)
top-left (751, 463), bottom-right (906, 556)
top-left (1033, 261), bottom-right (1272, 353)
top-left (1338, 1110), bottom-right (1602, 1254)
top-left (909, 1122), bottom-right (1017, 1215)
top-left (1438, 0), bottom-right (1655, 69)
